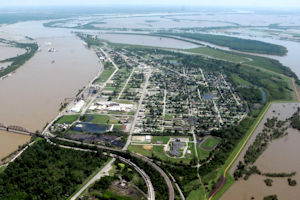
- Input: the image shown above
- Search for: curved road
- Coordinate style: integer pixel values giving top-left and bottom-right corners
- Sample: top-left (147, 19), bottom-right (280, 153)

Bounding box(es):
top-left (53, 137), bottom-right (174, 200)
top-left (48, 138), bottom-right (155, 200)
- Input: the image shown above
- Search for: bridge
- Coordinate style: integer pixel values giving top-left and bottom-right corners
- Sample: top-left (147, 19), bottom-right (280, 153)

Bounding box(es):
top-left (0, 123), bottom-right (34, 136)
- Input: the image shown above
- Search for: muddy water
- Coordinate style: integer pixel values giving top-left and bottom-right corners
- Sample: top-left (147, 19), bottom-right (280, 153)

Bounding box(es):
top-left (98, 33), bottom-right (199, 49)
top-left (0, 46), bottom-right (25, 60)
top-left (0, 21), bottom-right (100, 159)
top-left (0, 131), bottom-right (31, 160)
top-left (221, 103), bottom-right (300, 200)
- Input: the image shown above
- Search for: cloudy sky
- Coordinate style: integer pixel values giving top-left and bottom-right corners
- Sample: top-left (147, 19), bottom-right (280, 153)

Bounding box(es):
top-left (1, 0), bottom-right (300, 8)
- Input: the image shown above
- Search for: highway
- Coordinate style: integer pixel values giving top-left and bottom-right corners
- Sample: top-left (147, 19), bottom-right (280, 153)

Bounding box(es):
top-left (117, 156), bottom-right (155, 200)
top-left (47, 137), bottom-right (155, 200)
top-left (53, 136), bottom-right (175, 200)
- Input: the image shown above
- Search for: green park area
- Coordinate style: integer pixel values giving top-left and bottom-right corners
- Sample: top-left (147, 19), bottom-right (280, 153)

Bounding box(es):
top-left (187, 47), bottom-right (249, 63)
top-left (83, 114), bottom-right (120, 125)
top-left (55, 115), bottom-right (78, 124)
top-left (200, 136), bottom-right (220, 150)
top-left (93, 62), bottom-right (115, 83)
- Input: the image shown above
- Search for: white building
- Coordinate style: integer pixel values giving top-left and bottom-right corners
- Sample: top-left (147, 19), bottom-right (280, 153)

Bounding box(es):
top-left (70, 100), bottom-right (85, 113)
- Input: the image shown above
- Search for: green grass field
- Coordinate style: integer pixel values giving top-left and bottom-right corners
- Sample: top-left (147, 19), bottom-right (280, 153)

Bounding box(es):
top-left (186, 184), bottom-right (205, 200)
top-left (152, 136), bottom-right (171, 144)
top-left (94, 65), bottom-right (115, 83)
top-left (200, 136), bottom-right (220, 150)
top-left (187, 47), bottom-right (249, 63)
top-left (103, 86), bottom-right (116, 91)
top-left (128, 144), bottom-right (194, 164)
top-left (84, 114), bottom-right (121, 125)
top-left (198, 148), bottom-right (210, 161)
top-left (56, 115), bottom-right (78, 124)
top-left (164, 114), bottom-right (174, 121)
top-left (0, 166), bottom-right (5, 173)
top-left (114, 100), bottom-right (134, 104)
top-left (230, 74), bottom-right (252, 86)
top-left (85, 114), bottom-right (110, 124)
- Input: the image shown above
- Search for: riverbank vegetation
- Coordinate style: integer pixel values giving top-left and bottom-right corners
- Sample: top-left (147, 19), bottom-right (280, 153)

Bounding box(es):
top-left (290, 107), bottom-right (300, 130)
top-left (0, 140), bottom-right (109, 200)
top-left (264, 194), bottom-right (278, 200)
top-left (76, 33), bottom-right (104, 48)
top-left (234, 117), bottom-right (289, 180)
top-left (0, 39), bottom-right (38, 78)
top-left (161, 32), bottom-right (287, 56)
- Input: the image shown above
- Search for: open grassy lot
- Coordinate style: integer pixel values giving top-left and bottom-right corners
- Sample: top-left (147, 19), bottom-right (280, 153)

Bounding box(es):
top-left (84, 114), bottom-right (121, 125)
top-left (200, 136), bottom-right (220, 150)
top-left (85, 114), bottom-right (110, 124)
top-left (114, 100), bottom-right (134, 104)
top-left (197, 147), bottom-right (210, 161)
top-left (56, 115), bottom-right (78, 124)
top-left (128, 142), bottom-right (195, 165)
top-left (152, 136), bottom-right (171, 144)
top-left (186, 184), bottom-right (206, 200)
top-left (164, 114), bottom-right (174, 121)
top-left (93, 64), bottom-right (115, 83)
top-left (0, 166), bottom-right (5, 174)
top-left (128, 145), bottom-right (153, 157)
top-left (103, 86), bottom-right (116, 91)
top-left (187, 47), bottom-right (249, 63)
top-left (230, 74), bottom-right (252, 86)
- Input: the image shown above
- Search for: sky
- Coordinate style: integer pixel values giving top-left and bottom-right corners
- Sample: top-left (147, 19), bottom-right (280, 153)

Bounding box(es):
top-left (1, 0), bottom-right (300, 8)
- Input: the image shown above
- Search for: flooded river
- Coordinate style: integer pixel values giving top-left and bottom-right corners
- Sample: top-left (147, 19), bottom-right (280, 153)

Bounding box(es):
top-left (0, 21), bottom-right (100, 159)
top-left (98, 33), bottom-right (200, 49)
top-left (0, 131), bottom-right (31, 160)
top-left (221, 103), bottom-right (300, 200)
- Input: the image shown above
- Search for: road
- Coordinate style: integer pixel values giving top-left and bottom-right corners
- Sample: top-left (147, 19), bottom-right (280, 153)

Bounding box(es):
top-left (80, 48), bottom-right (119, 116)
top-left (117, 67), bottom-right (135, 100)
top-left (161, 89), bottom-right (167, 132)
top-left (47, 137), bottom-right (155, 200)
top-left (123, 69), bottom-right (152, 151)
top-left (70, 158), bottom-right (116, 200)
top-left (53, 136), bottom-right (175, 200)
top-left (117, 156), bottom-right (155, 200)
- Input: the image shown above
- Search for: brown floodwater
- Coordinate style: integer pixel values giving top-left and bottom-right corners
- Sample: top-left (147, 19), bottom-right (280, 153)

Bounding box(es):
top-left (221, 103), bottom-right (300, 200)
top-left (0, 46), bottom-right (25, 60)
top-left (0, 131), bottom-right (31, 160)
top-left (0, 21), bottom-right (100, 159)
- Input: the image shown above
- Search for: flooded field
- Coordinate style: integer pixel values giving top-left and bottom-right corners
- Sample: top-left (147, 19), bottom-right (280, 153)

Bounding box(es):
top-left (222, 103), bottom-right (300, 200)
top-left (0, 21), bottom-right (101, 159)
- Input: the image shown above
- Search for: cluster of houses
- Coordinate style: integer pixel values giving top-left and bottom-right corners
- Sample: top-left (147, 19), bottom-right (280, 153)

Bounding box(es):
top-left (127, 50), bottom-right (247, 135)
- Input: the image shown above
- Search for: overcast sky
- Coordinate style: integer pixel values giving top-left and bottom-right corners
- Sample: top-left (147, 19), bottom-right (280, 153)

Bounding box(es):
top-left (1, 0), bottom-right (300, 8)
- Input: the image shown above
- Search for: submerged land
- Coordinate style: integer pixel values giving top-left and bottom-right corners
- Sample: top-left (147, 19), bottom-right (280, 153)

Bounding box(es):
top-left (1, 6), bottom-right (300, 200)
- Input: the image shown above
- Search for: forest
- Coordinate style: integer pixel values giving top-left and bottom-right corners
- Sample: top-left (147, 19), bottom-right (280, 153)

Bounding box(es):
top-left (0, 140), bottom-right (109, 200)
